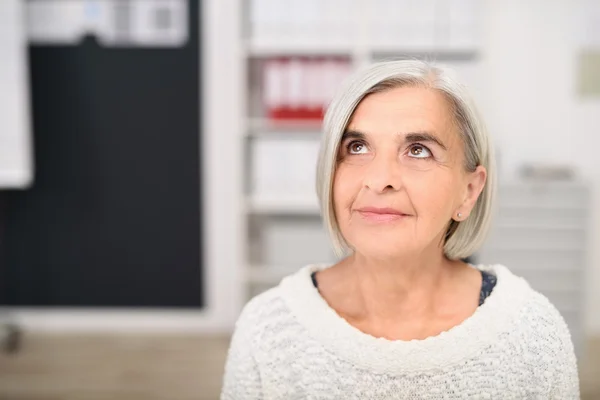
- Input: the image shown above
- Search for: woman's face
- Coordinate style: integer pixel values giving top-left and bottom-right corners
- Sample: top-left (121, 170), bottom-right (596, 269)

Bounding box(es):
top-left (333, 86), bottom-right (486, 259)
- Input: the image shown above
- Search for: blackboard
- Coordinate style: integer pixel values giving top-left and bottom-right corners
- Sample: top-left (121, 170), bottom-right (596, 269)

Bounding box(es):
top-left (0, 1), bottom-right (203, 308)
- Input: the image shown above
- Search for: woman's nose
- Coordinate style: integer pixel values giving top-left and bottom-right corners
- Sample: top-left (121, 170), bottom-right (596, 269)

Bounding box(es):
top-left (363, 152), bottom-right (403, 194)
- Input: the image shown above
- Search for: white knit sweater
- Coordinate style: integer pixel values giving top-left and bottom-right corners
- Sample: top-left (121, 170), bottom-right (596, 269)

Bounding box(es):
top-left (221, 264), bottom-right (579, 399)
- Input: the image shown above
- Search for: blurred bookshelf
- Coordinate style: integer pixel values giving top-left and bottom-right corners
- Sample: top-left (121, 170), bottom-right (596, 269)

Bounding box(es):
top-left (241, 0), bottom-right (484, 300)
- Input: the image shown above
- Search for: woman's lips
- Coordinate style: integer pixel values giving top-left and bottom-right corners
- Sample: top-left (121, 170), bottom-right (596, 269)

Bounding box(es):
top-left (356, 207), bottom-right (410, 223)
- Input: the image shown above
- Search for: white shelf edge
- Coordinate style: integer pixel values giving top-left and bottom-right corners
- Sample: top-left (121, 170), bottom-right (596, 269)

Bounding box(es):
top-left (247, 118), bottom-right (323, 136)
top-left (491, 265), bottom-right (585, 272)
top-left (481, 245), bottom-right (585, 252)
top-left (246, 39), bottom-right (480, 59)
top-left (4, 308), bottom-right (222, 333)
top-left (493, 223), bottom-right (586, 231)
top-left (246, 195), bottom-right (320, 215)
top-left (246, 39), bottom-right (354, 56)
top-left (499, 203), bottom-right (588, 211)
top-left (498, 180), bottom-right (591, 187)
top-left (370, 46), bottom-right (479, 59)
top-left (246, 130), bottom-right (323, 139)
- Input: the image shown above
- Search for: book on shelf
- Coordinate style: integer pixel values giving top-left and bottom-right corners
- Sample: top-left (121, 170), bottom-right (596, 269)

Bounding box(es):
top-left (262, 57), bottom-right (352, 122)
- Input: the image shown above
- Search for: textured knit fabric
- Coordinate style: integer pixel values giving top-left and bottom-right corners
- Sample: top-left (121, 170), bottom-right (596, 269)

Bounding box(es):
top-left (310, 269), bottom-right (497, 307)
top-left (221, 264), bottom-right (579, 399)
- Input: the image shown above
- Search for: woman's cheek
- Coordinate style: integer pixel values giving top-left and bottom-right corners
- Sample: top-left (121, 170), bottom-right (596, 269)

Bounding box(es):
top-left (408, 171), bottom-right (454, 208)
top-left (335, 163), bottom-right (360, 190)
top-left (333, 167), bottom-right (355, 212)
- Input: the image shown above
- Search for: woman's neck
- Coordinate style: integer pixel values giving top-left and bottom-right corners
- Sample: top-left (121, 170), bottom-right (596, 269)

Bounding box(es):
top-left (347, 251), bottom-right (455, 318)
top-left (317, 250), bottom-right (480, 339)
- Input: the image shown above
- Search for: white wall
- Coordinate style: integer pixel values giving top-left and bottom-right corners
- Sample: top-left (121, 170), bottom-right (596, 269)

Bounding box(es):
top-left (480, 0), bottom-right (600, 334)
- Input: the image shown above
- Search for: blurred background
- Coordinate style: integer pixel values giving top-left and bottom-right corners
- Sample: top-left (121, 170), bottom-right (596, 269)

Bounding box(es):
top-left (0, 0), bottom-right (599, 399)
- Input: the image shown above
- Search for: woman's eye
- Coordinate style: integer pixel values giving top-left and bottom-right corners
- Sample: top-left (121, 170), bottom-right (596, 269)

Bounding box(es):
top-left (347, 141), bottom-right (368, 154)
top-left (408, 144), bottom-right (432, 159)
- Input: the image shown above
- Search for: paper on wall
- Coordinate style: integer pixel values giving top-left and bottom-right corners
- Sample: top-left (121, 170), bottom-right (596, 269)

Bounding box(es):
top-left (26, 0), bottom-right (188, 47)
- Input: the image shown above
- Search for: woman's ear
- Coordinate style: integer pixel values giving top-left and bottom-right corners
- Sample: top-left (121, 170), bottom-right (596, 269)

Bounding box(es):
top-left (457, 165), bottom-right (487, 219)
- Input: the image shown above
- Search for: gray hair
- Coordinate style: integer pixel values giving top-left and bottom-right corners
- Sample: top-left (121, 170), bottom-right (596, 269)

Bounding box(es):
top-left (316, 60), bottom-right (497, 260)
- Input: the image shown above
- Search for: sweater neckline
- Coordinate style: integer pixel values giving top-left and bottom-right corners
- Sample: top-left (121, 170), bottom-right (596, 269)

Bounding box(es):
top-left (310, 269), bottom-right (498, 307)
top-left (279, 263), bottom-right (531, 374)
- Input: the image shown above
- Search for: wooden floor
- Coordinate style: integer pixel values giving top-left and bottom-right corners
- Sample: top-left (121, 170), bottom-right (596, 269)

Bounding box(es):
top-left (0, 333), bottom-right (599, 400)
top-left (0, 333), bottom-right (230, 400)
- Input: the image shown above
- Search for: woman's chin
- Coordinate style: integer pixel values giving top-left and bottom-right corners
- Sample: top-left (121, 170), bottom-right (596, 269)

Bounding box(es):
top-left (350, 240), bottom-right (417, 260)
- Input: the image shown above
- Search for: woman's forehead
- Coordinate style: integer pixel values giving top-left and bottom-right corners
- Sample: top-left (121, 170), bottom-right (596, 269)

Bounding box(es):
top-left (347, 87), bottom-right (458, 141)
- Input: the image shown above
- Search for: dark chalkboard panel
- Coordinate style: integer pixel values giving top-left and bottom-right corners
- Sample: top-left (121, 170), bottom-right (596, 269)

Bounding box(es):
top-left (0, 1), bottom-right (203, 308)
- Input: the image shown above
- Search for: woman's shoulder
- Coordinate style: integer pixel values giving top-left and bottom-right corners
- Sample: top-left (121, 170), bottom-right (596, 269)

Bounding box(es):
top-left (516, 282), bottom-right (574, 338)
top-left (492, 264), bottom-right (568, 320)
top-left (515, 288), bottom-right (578, 376)
top-left (491, 264), bottom-right (575, 351)
top-left (232, 265), bottom-right (320, 341)
top-left (234, 285), bottom-right (286, 333)
top-left (474, 265), bottom-right (572, 332)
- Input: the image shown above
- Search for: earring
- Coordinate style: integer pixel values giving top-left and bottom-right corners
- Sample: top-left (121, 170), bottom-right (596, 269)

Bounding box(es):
top-left (457, 212), bottom-right (462, 219)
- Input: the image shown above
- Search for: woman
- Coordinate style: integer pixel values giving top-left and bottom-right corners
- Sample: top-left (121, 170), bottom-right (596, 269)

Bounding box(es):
top-left (222, 60), bottom-right (579, 399)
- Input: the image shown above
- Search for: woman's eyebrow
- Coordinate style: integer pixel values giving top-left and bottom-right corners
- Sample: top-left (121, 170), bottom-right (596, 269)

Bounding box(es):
top-left (342, 129), bottom-right (447, 150)
top-left (341, 130), bottom-right (366, 142)
top-left (404, 132), bottom-right (448, 150)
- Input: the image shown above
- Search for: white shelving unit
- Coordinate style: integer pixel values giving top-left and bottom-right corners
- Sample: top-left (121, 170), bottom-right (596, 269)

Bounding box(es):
top-left (477, 181), bottom-right (590, 357)
top-left (241, 0), bottom-right (484, 300)
top-left (246, 118), bottom-right (323, 136)
top-left (246, 40), bottom-right (357, 57)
